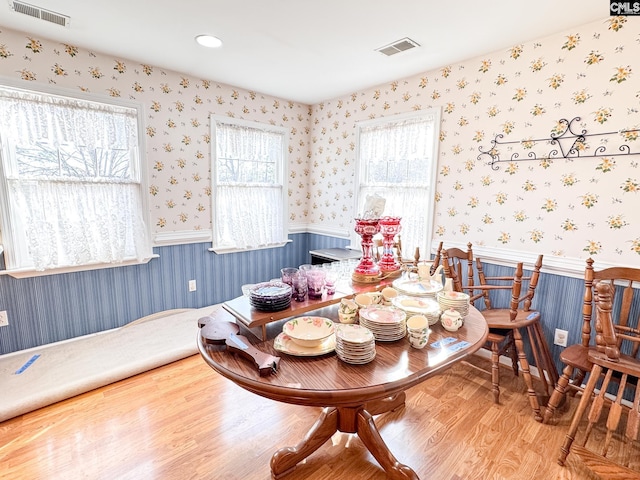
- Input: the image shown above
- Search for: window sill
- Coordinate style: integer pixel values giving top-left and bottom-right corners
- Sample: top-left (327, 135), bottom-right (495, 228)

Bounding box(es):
top-left (0, 255), bottom-right (159, 278)
top-left (209, 240), bottom-right (291, 255)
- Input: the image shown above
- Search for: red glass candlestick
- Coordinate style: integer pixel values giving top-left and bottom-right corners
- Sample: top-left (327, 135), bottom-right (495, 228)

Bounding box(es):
top-left (378, 216), bottom-right (402, 276)
top-left (353, 218), bottom-right (380, 283)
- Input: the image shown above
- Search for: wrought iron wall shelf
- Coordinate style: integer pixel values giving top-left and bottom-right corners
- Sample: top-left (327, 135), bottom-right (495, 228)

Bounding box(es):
top-left (478, 116), bottom-right (640, 170)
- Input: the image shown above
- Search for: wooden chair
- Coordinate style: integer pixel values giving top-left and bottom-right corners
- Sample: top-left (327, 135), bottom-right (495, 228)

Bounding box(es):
top-left (543, 259), bottom-right (640, 424)
top-left (557, 280), bottom-right (640, 478)
top-left (374, 235), bottom-right (406, 263)
top-left (442, 244), bottom-right (555, 421)
top-left (430, 241), bottom-right (443, 275)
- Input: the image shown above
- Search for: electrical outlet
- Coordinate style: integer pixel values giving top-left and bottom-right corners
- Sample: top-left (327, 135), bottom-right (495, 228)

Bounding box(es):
top-left (0, 310), bottom-right (8, 327)
top-left (188, 279), bottom-right (197, 292)
top-left (554, 328), bottom-right (568, 347)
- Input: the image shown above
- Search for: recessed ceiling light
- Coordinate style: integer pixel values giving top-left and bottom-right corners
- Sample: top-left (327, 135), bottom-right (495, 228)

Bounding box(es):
top-left (195, 35), bottom-right (222, 48)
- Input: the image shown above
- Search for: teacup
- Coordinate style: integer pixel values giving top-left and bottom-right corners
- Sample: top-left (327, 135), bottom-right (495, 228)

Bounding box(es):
top-left (339, 298), bottom-right (358, 315)
top-left (408, 331), bottom-right (430, 349)
top-left (366, 291), bottom-right (383, 305)
top-left (338, 311), bottom-right (358, 324)
top-left (381, 287), bottom-right (398, 306)
top-left (441, 308), bottom-right (463, 332)
top-left (406, 314), bottom-right (429, 334)
top-left (354, 293), bottom-right (374, 309)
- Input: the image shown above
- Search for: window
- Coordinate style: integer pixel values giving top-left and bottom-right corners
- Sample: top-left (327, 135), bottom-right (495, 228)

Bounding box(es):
top-left (353, 109), bottom-right (441, 258)
top-left (0, 83), bottom-right (151, 273)
top-left (211, 117), bottom-right (288, 252)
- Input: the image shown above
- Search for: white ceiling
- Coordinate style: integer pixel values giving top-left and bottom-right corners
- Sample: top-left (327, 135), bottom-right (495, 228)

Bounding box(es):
top-left (0, 0), bottom-right (608, 105)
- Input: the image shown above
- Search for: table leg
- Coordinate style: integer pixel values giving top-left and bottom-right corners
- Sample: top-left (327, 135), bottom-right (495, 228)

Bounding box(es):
top-left (270, 407), bottom-right (339, 479)
top-left (270, 399), bottom-right (417, 480)
top-left (357, 409), bottom-right (419, 480)
top-left (513, 327), bottom-right (542, 422)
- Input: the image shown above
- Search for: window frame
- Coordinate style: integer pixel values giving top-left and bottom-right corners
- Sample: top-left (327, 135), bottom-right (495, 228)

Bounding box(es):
top-left (209, 115), bottom-right (289, 254)
top-left (352, 108), bottom-right (441, 258)
top-left (0, 78), bottom-right (152, 277)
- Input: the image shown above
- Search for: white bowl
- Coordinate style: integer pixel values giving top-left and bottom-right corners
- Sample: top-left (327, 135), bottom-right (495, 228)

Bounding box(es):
top-left (282, 316), bottom-right (335, 348)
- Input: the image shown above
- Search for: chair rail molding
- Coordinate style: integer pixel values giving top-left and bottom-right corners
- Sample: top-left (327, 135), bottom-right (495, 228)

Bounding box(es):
top-left (303, 224), bottom-right (351, 239)
top-left (478, 116), bottom-right (640, 171)
top-left (153, 229), bottom-right (213, 246)
top-left (429, 239), bottom-right (628, 279)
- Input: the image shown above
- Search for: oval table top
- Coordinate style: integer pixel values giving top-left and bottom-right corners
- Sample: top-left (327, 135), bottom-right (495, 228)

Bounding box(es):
top-left (198, 305), bottom-right (488, 409)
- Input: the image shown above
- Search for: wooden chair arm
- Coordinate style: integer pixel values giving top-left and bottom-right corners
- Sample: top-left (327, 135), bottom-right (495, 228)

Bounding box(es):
top-left (595, 281), bottom-right (621, 361)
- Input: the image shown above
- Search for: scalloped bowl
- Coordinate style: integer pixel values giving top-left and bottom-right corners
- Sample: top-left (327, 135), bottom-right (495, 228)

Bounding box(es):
top-left (283, 316), bottom-right (335, 348)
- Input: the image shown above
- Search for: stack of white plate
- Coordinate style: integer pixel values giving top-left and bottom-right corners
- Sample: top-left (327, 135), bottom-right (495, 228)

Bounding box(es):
top-left (391, 295), bottom-right (441, 326)
top-left (392, 277), bottom-right (443, 299)
top-left (358, 305), bottom-right (407, 342)
top-left (436, 290), bottom-right (470, 317)
top-left (335, 324), bottom-right (376, 365)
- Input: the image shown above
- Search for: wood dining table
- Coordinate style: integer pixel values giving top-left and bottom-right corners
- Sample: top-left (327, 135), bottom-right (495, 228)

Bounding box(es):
top-left (198, 304), bottom-right (488, 479)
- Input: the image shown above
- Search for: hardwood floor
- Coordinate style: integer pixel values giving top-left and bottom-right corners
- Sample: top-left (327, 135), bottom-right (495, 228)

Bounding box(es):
top-left (0, 353), bottom-right (631, 479)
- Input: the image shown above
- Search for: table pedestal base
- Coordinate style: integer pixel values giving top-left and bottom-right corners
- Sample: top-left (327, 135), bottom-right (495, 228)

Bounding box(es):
top-left (270, 392), bottom-right (417, 480)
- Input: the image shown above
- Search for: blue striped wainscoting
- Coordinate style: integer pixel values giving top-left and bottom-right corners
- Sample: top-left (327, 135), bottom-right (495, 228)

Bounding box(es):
top-left (3, 232), bottom-right (636, 382)
top-left (0, 233), bottom-right (346, 355)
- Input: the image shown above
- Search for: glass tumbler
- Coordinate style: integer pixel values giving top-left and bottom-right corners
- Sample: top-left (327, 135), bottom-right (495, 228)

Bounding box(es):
top-left (324, 270), bottom-right (338, 295)
top-left (292, 273), bottom-right (308, 302)
top-left (305, 269), bottom-right (326, 298)
top-left (280, 267), bottom-right (298, 287)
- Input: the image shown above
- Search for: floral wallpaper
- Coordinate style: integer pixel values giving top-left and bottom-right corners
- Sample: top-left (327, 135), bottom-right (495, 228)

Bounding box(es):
top-left (308, 16), bottom-right (640, 267)
top-left (1, 16), bottom-right (639, 268)
top-left (0, 26), bottom-right (311, 241)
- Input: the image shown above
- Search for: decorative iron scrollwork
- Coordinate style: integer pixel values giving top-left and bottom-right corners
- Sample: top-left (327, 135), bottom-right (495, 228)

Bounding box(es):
top-left (478, 117), bottom-right (640, 170)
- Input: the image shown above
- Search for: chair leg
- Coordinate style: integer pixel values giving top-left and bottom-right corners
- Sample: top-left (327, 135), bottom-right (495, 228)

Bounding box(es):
top-left (490, 340), bottom-right (500, 404)
top-left (507, 336), bottom-right (519, 377)
top-left (580, 369), bottom-right (613, 452)
top-left (623, 386), bottom-right (640, 467)
top-left (543, 364), bottom-right (574, 424)
top-left (513, 328), bottom-right (542, 421)
top-left (558, 364), bottom-right (603, 466)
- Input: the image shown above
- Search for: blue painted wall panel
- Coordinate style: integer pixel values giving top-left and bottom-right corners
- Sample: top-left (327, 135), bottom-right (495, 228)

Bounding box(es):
top-left (0, 234), bottom-right (311, 354)
top-left (3, 231), bottom-right (637, 384)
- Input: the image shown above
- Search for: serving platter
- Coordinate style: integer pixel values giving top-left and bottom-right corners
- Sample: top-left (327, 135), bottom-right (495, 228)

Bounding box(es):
top-left (392, 277), bottom-right (443, 298)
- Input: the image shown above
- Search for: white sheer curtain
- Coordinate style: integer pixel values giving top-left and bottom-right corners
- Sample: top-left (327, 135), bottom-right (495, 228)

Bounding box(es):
top-left (0, 85), bottom-right (150, 271)
top-left (355, 111), bottom-right (440, 258)
top-left (212, 119), bottom-right (287, 250)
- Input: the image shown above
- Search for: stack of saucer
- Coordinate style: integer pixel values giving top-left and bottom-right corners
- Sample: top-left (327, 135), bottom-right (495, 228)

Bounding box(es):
top-left (358, 305), bottom-right (407, 342)
top-left (436, 290), bottom-right (470, 317)
top-left (335, 324), bottom-right (376, 364)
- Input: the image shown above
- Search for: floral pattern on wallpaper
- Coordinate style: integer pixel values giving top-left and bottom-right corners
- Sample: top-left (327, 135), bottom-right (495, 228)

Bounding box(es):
top-left (0, 28), bottom-right (311, 237)
top-left (306, 17), bottom-right (640, 265)
top-left (1, 17), bottom-right (640, 266)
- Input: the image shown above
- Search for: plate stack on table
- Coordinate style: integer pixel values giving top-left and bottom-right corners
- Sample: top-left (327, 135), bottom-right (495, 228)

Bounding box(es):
top-left (392, 277), bottom-right (443, 299)
top-left (436, 290), bottom-right (470, 317)
top-left (358, 305), bottom-right (407, 342)
top-left (391, 296), bottom-right (441, 326)
top-left (249, 281), bottom-right (292, 312)
top-left (335, 324), bottom-right (376, 364)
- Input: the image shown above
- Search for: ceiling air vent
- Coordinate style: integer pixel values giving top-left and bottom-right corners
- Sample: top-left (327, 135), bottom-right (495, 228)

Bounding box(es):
top-left (10, 1), bottom-right (70, 27)
top-left (376, 37), bottom-right (420, 56)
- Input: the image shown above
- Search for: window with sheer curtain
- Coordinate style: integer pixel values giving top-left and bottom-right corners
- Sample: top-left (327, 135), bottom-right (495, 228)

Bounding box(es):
top-left (0, 84), bottom-right (151, 273)
top-left (353, 109), bottom-right (441, 259)
top-left (211, 117), bottom-right (288, 252)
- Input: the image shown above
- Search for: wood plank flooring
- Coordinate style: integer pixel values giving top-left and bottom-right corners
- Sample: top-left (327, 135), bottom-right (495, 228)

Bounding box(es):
top-left (0, 353), bottom-right (632, 479)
